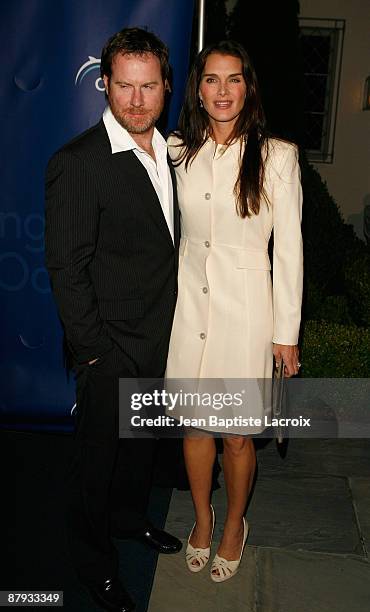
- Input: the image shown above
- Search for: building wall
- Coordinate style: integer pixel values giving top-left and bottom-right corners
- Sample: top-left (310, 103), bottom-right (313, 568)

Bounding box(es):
top-left (299, 0), bottom-right (370, 239)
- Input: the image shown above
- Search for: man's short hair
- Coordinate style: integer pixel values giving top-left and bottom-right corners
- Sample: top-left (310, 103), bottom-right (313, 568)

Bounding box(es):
top-left (100, 27), bottom-right (170, 83)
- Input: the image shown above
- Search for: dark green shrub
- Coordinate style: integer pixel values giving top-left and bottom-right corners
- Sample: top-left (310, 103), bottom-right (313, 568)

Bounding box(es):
top-left (344, 250), bottom-right (370, 328)
top-left (301, 157), bottom-right (357, 293)
top-left (317, 296), bottom-right (352, 325)
top-left (300, 157), bottom-right (369, 327)
top-left (300, 320), bottom-right (370, 377)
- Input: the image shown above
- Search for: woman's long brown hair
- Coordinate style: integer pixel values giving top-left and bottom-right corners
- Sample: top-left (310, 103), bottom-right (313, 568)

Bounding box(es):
top-left (173, 40), bottom-right (269, 217)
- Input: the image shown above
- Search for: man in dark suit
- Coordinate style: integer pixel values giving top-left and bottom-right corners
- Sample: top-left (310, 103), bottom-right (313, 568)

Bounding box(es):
top-left (45, 28), bottom-right (181, 612)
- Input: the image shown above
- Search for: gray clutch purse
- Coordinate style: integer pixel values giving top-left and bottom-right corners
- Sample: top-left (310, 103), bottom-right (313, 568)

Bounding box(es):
top-left (272, 359), bottom-right (285, 444)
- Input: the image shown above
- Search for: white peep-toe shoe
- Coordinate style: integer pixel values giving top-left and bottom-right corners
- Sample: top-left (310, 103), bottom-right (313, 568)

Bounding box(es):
top-left (210, 517), bottom-right (249, 583)
top-left (185, 505), bottom-right (215, 573)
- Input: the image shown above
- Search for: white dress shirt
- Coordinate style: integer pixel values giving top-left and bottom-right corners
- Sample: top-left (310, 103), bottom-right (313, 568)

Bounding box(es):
top-left (103, 106), bottom-right (174, 242)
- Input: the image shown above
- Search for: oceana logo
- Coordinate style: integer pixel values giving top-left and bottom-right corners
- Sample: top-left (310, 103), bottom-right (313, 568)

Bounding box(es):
top-left (75, 56), bottom-right (105, 91)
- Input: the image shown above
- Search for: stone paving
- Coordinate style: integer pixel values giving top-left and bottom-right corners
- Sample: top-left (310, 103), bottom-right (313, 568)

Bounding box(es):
top-left (148, 439), bottom-right (370, 612)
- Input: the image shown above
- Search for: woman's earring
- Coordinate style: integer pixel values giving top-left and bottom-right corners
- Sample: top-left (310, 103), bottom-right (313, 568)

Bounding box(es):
top-left (199, 98), bottom-right (204, 108)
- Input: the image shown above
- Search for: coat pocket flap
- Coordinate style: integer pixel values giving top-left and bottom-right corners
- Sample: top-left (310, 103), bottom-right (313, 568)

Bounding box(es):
top-left (98, 298), bottom-right (145, 320)
top-left (236, 250), bottom-right (271, 270)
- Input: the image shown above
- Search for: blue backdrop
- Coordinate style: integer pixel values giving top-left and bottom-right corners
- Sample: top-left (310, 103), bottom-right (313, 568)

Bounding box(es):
top-left (0, 0), bottom-right (194, 429)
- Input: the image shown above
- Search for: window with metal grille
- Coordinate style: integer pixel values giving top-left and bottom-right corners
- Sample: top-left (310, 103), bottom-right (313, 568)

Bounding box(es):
top-left (299, 18), bottom-right (345, 163)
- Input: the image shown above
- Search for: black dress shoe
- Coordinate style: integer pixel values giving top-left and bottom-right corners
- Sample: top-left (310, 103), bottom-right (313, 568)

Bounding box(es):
top-left (138, 525), bottom-right (182, 554)
top-left (88, 577), bottom-right (135, 611)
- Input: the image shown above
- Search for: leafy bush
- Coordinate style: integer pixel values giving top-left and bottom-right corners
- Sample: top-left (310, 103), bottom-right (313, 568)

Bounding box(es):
top-left (300, 156), bottom-right (369, 327)
top-left (317, 296), bottom-right (352, 325)
top-left (301, 157), bottom-right (356, 296)
top-left (300, 320), bottom-right (370, 377)
top-left (344, 250), bottom-right (370, 328)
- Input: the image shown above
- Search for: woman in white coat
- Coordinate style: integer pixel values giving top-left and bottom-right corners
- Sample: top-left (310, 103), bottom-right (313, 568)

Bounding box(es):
top-left (166, 41), bottom-right (303, 581)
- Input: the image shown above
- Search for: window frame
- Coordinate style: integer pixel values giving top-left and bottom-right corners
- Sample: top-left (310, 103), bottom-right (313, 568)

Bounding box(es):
top-left (299, 17), bottom-right (345, 164)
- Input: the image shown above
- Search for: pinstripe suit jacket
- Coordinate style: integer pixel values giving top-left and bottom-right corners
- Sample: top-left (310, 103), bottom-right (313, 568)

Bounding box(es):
top-left (45, 119), bottom-right (180, 376)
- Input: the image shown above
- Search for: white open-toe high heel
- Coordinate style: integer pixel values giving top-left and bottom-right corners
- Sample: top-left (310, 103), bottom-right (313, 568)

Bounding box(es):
top-left (210, 517), bottom-right (249, 582)
top-left (185, 505), bottom-right (215, 573)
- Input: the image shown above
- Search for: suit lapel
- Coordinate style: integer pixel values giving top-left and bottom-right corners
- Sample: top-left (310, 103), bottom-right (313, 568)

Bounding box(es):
top-left (168, 155), bottom-right (180, 251)
top-left (111, 150), bottom-right (174, 248)
top-left (97, 119), bottom-right (178, 251)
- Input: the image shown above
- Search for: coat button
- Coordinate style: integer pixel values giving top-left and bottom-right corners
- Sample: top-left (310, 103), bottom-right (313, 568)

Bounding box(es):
top-left (200, 332), bottom-right (206, 339)
top-left (202, 287), bottom-right (208, 293)
top-left (204, 241), bottom-right (210, 247)
top-left (205, 193), bottom-right (211, 200)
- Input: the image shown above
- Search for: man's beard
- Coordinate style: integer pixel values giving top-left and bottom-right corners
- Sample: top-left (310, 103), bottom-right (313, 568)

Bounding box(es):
top-left (112, 106), bottom-right (161, 135)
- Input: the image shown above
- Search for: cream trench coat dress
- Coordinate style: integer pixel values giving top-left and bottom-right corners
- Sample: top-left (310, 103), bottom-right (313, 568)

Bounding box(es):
top-left (166, 135), bottom-right (303, 434)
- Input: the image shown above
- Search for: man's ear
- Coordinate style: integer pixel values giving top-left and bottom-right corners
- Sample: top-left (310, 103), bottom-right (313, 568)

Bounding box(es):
top-left (164, 79), bottom-right (172, 93)
top-left (103, 74), bottom-right (109, 94)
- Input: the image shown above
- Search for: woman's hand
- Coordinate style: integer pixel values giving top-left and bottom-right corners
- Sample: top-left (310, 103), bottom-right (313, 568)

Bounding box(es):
top-left (273, 344), bottom-right (300, 377)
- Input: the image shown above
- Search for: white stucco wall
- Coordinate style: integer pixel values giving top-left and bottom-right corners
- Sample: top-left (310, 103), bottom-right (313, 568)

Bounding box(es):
top-left (299, 0), bottom-right (370, 239)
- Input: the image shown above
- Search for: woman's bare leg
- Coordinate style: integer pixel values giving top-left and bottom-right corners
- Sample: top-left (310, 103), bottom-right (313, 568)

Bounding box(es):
top-left (212, 436), bottom-right (256, 572)
top-left (183, 431), bottom-right (216, 565)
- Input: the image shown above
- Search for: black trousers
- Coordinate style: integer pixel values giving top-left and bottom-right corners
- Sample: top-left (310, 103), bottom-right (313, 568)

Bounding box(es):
top-left (66, 350), bottom-right (157, 585)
